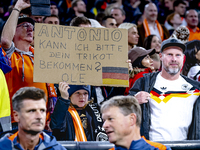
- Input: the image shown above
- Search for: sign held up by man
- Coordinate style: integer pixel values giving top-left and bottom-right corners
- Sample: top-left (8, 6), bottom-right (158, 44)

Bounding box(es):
top-left (33, 23), bottom-right (128, 87)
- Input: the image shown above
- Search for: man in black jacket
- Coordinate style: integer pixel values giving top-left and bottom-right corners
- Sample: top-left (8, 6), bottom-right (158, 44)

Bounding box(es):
top-left (129, 38), bottom-right (200, 141)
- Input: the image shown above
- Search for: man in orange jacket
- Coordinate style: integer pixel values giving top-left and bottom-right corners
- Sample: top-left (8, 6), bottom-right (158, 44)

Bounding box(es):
top-left (0, 0), bottom-right (57, 131)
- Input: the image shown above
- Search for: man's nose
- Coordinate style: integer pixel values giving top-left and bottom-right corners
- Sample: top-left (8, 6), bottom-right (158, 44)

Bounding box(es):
top-left (103, 120), bottom-right (108, 128)
top-left (171, 55), bottom-right (177, 61)
top-left (35, 111), bottom-right (42, 119)
top-left (27, 26), bottom-right (34, 32)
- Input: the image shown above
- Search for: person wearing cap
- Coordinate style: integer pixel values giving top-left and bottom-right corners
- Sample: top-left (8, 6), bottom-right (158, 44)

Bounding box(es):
top-left (50, 82), bottom-right (108, 141)
top-left (50, 1), bottom-right (59, 17)
top-left (0, 0), bottom-right (57, 131)
top-left (124, 47), bottom-right (156, 95)
top-left (129, 38), bottom-right (200, 141)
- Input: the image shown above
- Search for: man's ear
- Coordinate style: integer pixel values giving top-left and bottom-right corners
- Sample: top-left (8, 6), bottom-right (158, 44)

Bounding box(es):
top-left (123, 15), bottom-right (126, 22)
top-left (159, 53), bottom-right (163, 61)
top-left (73, 6), bottom-right (77, 12)
top-left (13, 110), bottom-right (20, 122)
top-left (129, 113), bottom-right (137, 126)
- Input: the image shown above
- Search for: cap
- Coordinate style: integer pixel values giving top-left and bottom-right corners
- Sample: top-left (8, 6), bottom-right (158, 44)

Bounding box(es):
top-left (50, 1), bottom-right (58, 7)
top-left (170, 26), bottom-right (190, 44)
top-left (128, 47), bottom-right (156, 64)
top-left (68, 85), bottom-right (91, 98)
top-left (17, 15), bottom-right (35, 25)
top-left (161, 38), bottom-right (185, 53)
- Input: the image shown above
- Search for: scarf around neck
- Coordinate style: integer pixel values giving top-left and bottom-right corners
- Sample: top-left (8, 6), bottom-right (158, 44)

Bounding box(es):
top-left (68, 105), bottom-right (87, 141)
top-left (143, 18), bottom-right (164, 41)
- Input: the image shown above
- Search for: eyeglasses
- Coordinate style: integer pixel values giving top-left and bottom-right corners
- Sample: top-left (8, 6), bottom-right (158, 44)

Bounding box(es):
top-left (17, 23), bottom-right (34, 30)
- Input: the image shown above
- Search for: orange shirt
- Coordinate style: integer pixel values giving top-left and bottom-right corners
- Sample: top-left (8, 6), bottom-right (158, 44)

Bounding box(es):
top-left (187, 26), bottom-right (200, 41)
top-left (3, 46), bottom-right (56, 122)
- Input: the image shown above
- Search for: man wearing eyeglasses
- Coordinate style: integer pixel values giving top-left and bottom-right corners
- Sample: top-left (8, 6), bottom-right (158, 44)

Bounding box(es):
top-left (0, 0), bottom-right (57, 132)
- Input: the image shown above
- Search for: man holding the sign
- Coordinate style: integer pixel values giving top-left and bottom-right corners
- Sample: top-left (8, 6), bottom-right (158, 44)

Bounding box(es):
top-left (50, 17), bottom-right (107, 141)
top-left (0, 0), bottom-right (57, 131)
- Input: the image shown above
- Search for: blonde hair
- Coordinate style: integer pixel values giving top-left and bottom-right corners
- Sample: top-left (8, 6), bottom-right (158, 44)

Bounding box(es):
top-left (118, 23), bottom-right (137, 30)
top-left (101, 96), bottom-right (141, 127)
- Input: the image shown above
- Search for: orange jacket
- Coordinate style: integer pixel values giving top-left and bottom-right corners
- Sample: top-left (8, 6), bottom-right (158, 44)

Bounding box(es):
top-left (187, 26), bottom-right (200, 41)
top-left (2, 46), bottom-right (57, 123)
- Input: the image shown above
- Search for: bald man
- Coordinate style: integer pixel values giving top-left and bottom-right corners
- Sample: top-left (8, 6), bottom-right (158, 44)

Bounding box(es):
top-left (137, 3), bottom-right (170, 46)
top-left (186, 9), bottom-right (200, 41)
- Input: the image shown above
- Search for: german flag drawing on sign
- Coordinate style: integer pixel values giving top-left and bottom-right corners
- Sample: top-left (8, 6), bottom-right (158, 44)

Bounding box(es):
top-left (102, 67), bottom-right (129, 86)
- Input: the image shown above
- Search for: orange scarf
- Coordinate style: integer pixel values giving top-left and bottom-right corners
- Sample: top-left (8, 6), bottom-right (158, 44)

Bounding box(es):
top-left (66, 0), bottom-right (71, 8)
top-left (143, 19), bottom-right (164, 41)
top-left (68, 106), bottom-right (87, 142)
top-left (9, 131), bottom-right (44, 141)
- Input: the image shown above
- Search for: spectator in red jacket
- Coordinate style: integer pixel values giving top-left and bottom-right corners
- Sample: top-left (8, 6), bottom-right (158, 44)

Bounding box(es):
top-left (124, 47), bottom-right (156, 95)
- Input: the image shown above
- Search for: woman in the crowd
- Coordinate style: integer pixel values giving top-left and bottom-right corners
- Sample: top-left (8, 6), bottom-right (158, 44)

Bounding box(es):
top-left (50, 83), bottom-right (107, 141)
top-left (143, 34), bottom-right (161, 71)
top-left (118, 23), bottom-right (139, 51)
top-left (124, 47), bottom-right (156, 95)
top-left (164, 13), bottom-right (182, 35)
top-left (143, 34), bottom-right (161, 53)
top-left (182, 40), bottom-right (200, 81)
top-left (150, 52), bottom-right (161, 72)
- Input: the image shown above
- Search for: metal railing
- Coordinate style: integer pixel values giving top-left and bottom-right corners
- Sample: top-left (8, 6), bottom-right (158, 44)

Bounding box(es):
top-left (59, 140), bottom-right (200, 150)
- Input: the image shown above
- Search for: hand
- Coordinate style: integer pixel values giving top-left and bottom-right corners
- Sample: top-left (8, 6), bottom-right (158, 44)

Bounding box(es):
top-left (59, 82), bottom-right (70, 100)
top-left (135, 91), bottom-right (151, 104)
top-left (132, 0), bottom-right (141, 8)
top-left (14, 0), bottom-right (31, 11)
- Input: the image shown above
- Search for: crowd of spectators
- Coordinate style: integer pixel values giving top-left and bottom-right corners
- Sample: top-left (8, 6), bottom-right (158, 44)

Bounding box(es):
top-left (1, 0), bottom-right (200, 149)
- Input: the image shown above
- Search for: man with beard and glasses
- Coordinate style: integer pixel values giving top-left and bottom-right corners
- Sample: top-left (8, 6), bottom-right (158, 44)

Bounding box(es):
top-left (129, 38), bottom-right (200, 141)
top-left (0, 87), bottom-right (65, 150)
top-left (0, 0), bottom-right (57, 132)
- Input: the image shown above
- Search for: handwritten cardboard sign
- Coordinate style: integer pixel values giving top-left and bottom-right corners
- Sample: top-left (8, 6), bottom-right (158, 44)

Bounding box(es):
top-left (33, 23), bottom-right (128, 87)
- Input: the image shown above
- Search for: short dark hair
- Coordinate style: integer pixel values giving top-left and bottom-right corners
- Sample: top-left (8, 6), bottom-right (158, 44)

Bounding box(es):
top-left (43, 14), bottom-right (59, 22)
top-left (95, 12), bottom-right (106, 25)
top-left (173, 0), bottom-right (186, 8)
top-left (101, 96), bottom-right (141, 127)
top-left (12, 87), bottom-right (46, 111)
top-left (102, 16), bottom-right (115, 25)
top-left (70, 16), bottom-right (91, 26)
